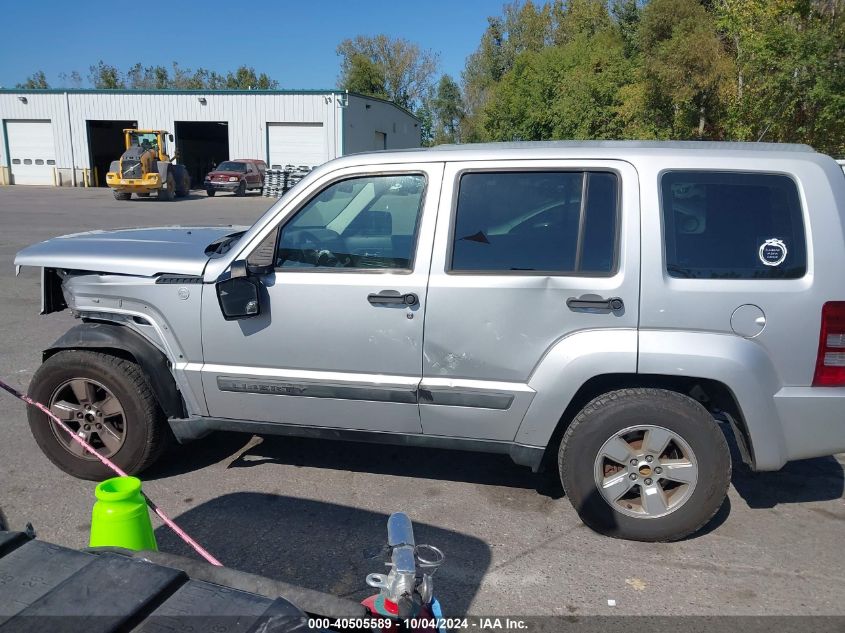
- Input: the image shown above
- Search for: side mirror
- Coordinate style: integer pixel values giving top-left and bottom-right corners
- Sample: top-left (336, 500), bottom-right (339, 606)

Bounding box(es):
top-left (216, 265), bottom-right (261, 320)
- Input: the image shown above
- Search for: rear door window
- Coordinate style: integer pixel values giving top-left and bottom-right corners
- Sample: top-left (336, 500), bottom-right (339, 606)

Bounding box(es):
top-left (661, 171), bottom-right (806, 279)
top-left (449, 171), bottom-right (619, 274)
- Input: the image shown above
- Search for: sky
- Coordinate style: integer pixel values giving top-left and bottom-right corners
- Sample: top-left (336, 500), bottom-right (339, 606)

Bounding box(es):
top-left (0, 0), bottom-right (504, 90)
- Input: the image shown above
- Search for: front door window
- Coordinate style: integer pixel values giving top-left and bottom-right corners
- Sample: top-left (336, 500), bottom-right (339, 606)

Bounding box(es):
top-left (277, 174), bottom-right (426, 270)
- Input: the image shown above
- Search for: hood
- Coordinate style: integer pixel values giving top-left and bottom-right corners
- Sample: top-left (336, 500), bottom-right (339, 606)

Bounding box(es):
top-left (14, 226), bottom-right (248, 277)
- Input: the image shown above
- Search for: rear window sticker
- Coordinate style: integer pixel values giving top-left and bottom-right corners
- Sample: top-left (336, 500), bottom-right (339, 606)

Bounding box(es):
top-left (759, 238), bottom-right (787, 266)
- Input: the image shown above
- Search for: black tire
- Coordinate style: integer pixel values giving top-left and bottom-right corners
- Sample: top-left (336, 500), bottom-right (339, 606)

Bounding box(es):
top-left (235, 180), bottom-right (246, 197)
top-left (175, 171), bottom-right (190, 197)
top-left (206, 188), bottom-right (216, 197)
top-left (158, 173), bottom-right (175, 201)
top-left (27, 350), bottom-right (171, 481)
top-left (559, 388), bottom-right (730, 542)
top-left (113, 190), bottom-right (131, 201)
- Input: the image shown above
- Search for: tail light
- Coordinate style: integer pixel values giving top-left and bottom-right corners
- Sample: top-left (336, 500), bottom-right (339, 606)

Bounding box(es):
top-left (813, 302), bottom-right (845, 386)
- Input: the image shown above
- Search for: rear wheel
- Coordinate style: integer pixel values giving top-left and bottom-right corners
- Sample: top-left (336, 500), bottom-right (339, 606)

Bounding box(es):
top-left (559, 388), bottom-right (730, 542)
top-left (112, 190), bottom-right (131, 201)
top-left (235, 180), bottom-right (246, 197)
top-left (27, 350), bottom-right (171, 480)
top-left (157, 173), bottom-right (175, 201)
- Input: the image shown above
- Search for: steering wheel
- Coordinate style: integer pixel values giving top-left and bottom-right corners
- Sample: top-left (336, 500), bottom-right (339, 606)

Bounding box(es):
top-left (294, 230), bottom-right (339, 267)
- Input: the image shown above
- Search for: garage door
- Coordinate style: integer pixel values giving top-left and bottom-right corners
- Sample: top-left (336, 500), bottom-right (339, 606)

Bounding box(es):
top-left (267, 123), bottom-right (328, 169)
top-left (6, 120), bottom-right (56, 185)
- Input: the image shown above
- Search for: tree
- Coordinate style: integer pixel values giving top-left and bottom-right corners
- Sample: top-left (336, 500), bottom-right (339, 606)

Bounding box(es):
top-left (58, 71), bottom-right (83, 89)
top-left (716, 0), bottom-right (845, 154)
top-left (224, 66), bottom-right (278, 90)
top-left (462, 17), bottom-right (508, 141)
top-left (431, 75), bottom-right (465, 144)
top-left (39, 61), bottom-right (279, 91)
top-left (415, 100), bottom-right (435, 147)
top-left (611, 0), bottom-right (642, 57)
top-left (461, 0), bottom-right (844, 150)
top-left (126, 64), bottom-right (170, 89)
top-left (170, 63), bottom-right (213, 89)
top-left (16, 71), bottom-right (49, 89)
top-left (337, 35), bottom-right (438, 110)
top-left (483, 28), bottom-right (633, 141)
top-left (88, 61), bottom-right (125, 89)
top-left (338, 53), bottom-right (388, 100)
top-left (505, 0), bottom-right (554, 56)
top-left (552, 0), bottom-right (614, 45)
top-left (462, 2), bottom-right (553, 140)
top-left (621, 0), bottom-right (734, 139)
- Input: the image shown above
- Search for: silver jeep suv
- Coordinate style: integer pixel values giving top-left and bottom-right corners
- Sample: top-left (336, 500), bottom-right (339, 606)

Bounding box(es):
top-left (15, 141), bottom-right (845, 541)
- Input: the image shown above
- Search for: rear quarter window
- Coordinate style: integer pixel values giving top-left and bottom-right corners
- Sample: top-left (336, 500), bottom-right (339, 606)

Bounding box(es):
top-left (661, 171), bottom-right (806, 279)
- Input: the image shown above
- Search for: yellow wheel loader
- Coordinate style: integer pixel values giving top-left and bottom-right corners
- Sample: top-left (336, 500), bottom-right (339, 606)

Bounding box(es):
top-left (106, 129), bottom-right (190, 201)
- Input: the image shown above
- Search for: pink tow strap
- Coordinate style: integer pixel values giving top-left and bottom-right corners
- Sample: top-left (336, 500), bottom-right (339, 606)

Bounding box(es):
top-left (0, 377), bottom-right (222, 567)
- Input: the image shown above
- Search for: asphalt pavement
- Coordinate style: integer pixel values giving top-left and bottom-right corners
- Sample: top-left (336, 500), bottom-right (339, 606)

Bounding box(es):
top-left (0, 186), bottom-right (844, 618)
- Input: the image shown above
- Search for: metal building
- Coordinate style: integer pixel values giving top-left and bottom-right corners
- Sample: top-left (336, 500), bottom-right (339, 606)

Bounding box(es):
top-left (0, 89), bottom-right (421, 187)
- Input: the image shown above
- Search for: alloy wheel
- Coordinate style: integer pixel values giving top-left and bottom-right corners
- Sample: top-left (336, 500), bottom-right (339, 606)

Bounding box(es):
top-left (48, 378), bottom-right (126, 459)
top-left (593, 425), bottom-right (698, 519)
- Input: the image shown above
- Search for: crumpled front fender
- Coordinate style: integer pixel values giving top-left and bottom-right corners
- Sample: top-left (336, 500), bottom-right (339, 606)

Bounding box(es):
top-left (44, 321), bottom-right (186, 419)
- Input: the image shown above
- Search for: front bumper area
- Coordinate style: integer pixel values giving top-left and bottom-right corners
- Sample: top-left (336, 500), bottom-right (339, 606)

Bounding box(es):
top-left (106, 172), bottom-right (162, 193)
top-left (205, 180), bottom-right (241, 191)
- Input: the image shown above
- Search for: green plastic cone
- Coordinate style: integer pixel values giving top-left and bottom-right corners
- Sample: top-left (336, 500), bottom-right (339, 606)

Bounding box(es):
top-left (89, 476), bottom-right (157, 551)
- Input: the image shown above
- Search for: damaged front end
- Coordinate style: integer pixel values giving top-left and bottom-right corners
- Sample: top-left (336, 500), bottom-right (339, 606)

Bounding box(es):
top-left (15, 225), bottom-right (247, 315)
top-left (40, 266), bottom-right (67, 315)
top-left (14, 225), bottom-right (249, 423)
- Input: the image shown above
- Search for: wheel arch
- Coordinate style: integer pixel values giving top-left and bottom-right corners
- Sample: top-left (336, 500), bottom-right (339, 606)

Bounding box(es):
top-left (536, 373), bottom-right (753, 472)
top-left (43, 322), bottom-right (186, 419)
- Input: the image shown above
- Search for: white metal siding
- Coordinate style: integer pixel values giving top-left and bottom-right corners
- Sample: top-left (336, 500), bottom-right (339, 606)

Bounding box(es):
top-left (0, 91), bottom-right (419, 185)
top-left (342, 95), bottom-right (421, 154)
top-left (267, 122), bottom-right (328, 168)
top-left (64, 92), bottom-right (341, 169)
top-left (6, 120), bottom-right (56, 184)
top-left (0, 94), bottom-right (71, 173)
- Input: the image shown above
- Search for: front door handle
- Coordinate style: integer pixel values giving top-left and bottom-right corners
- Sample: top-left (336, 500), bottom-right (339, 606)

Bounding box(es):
top-left (566, 295), bottom-right (624, 311)
top-left (367, 291), bottom-right (419, 306)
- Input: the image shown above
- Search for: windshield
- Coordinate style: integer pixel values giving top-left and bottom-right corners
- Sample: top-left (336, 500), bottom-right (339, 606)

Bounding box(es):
top-left (217, 161), bottom-right (247, 172)
top-left (129, 132), bottom-right (158, 150)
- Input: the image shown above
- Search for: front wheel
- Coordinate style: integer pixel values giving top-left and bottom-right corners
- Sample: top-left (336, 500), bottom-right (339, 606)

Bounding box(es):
top-left (235, 180), bottom-right (246, 197)
top-left (206, 188), bottom-right (216, 197)
top-left (559, 388), bottom-right (730, 542)
top-left (27, 350), bottom-right (171, 480)
top-left (112, 190), bottom-right (131, 201)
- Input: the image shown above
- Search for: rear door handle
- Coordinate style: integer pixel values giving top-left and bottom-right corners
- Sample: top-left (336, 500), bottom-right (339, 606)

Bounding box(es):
top-left (367, 291), bottom-right (419, 306)
top-left (566, 296), bottom-right (624, 311)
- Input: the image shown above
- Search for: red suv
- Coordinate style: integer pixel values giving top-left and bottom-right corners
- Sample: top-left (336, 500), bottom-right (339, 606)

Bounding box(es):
top-left (204, 159), bottom-right (267, 196)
